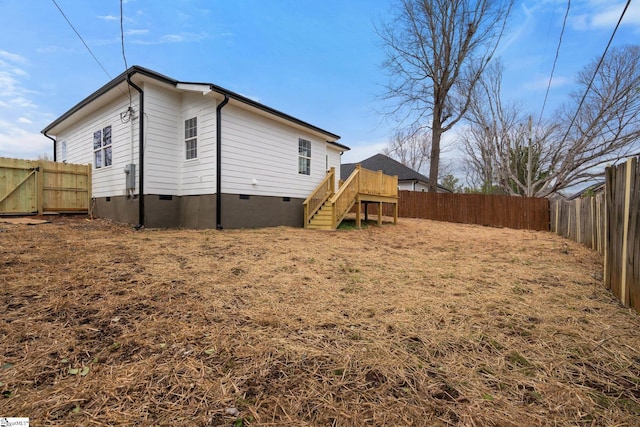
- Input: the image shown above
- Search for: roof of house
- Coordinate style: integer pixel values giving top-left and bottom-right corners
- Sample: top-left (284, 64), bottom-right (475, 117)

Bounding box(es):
top-left (42, 65), bottom-right (348, 151)
top-left (340, 153), bottom-right (451, 192)
top-left (567, 181), bottom-right (605, 200)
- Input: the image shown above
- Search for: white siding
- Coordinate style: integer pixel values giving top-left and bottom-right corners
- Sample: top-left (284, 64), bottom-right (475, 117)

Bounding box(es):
top-left (56, 79), bottom-right (343, 200)
top-left (142, 83), bottom-right (180, 195)
top-left (55, 96), bottom-right (139, 198)
top-left (398, 181), bottom-right (429, 192)
top-left (326, 145), bottom-right (342, 192)
top-left (178, 92), bottom-right (217, 196)
top-left (219, 104), bottom-right (337, 199)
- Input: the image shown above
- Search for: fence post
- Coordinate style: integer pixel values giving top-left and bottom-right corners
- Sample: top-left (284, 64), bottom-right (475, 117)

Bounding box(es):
top-left (36, 159), bottom-right (44, 215)
top-left (620, 158), bottom-right (633, 306)
top-left (87, 164), bottom-right (92, 217)
top-left (604, 168), bottom-right (610, 288)
top-left (591, 197), bottom-right (596, 250)
top-left (576, 198), bottom-right (581, 244)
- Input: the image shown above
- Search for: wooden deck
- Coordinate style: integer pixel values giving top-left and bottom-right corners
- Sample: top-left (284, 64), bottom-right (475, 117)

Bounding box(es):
top-left (303, 165), bottom-right (398, 230)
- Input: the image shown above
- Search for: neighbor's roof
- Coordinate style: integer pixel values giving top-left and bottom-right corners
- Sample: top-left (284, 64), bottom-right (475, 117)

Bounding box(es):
top-left (567, 181), bottom-right (605, 200)
top-left (42, 65), bottom-right (348, 151)
top-left (341, 153), bottom-right (451, 191)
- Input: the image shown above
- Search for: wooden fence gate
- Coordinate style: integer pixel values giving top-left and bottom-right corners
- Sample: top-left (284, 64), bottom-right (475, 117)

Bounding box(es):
top-left (0, 157), bottom-right (91, 215)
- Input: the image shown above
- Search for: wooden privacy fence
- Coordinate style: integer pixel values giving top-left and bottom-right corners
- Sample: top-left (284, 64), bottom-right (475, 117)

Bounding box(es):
top-left (604, 157), bottom-right (640, 312)
top-left (370, 191), bottom-right (549, 231)
top-left (551, 156), bottom-right (640, 313)
top-left (550, 194), bottom-right (605, 253)
top-left (0, 157), bottom-right (91, 215)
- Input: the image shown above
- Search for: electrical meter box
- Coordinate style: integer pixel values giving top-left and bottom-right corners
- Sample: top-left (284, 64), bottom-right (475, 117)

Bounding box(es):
top-left (124, 163), bottom-right (136, 190)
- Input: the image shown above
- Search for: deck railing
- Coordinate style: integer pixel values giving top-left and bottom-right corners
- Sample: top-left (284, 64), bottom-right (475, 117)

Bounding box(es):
top-left (328, 165), bottom-right (398, 228)
top-left (358, 167), bottom-right (398, 197)
top-left (330, 165), bottom-right (361, 228)
top-left (304, 165), bottom-right (398, 229)
top-left (303, 167), bottom-right (335, 227)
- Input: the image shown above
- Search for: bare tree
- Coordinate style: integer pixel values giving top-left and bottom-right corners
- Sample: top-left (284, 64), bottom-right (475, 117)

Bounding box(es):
top-left (382, 126), bottom-right (431, 173)
top-left (462, 60), bottom-right (523, 194)
top-left (545, 44), bottom-right (640, 195)
top-left (463, 45), bottom-right (640, 197)
top-left (378, 0), bottom-right (513, 191)
top-left (382, 126), bottom-right (456, 178)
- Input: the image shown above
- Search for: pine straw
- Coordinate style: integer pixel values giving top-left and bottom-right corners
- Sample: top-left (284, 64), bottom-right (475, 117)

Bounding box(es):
top-left (1, 216), bottom-right (640, 426)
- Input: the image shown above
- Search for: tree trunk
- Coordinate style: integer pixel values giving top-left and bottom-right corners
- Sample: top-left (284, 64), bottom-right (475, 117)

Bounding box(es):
top-left (429, 116), bottom-right (442, 192)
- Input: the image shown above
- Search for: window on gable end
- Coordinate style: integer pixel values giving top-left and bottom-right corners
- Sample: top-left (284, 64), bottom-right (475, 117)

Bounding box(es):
top-left (298, 138), bottom-right (311, 175)
top-left (93, 130), bottom-right (102, 168)
top-left (185, 117), bottom-right (198, 160)
top-left (92, 125), bottom-right (112, 169)
top-left (92, 126), bottom-right (112, 169)
top-left (103, 125), bottom-right (112, 167)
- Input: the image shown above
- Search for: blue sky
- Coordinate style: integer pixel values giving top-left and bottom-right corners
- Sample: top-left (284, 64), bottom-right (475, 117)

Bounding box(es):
top-left (1, 0), bottom-right (639, 174)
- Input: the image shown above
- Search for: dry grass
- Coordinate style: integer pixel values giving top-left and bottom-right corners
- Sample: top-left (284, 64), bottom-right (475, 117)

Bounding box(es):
top-left (1, 215), bottom-right (639, 426)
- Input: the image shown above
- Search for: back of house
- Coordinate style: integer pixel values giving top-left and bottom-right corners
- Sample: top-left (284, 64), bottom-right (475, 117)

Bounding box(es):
top-left (42, 66), bottom-right (348, 229)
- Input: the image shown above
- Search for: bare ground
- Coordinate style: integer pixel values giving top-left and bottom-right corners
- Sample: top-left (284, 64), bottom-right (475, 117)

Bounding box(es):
top-left (1, 215), bottom-right (639, 426)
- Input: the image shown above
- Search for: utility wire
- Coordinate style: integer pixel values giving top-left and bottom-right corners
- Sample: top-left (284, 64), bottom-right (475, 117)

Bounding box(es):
top-left (120, 0), bottom-right (128, 71)
top-left (558, 0), bottom-right (632, 147)
top-left (537, 0), bottom-right (570, 126)
top-left (120, 0), bottom-right (133, 107)
top-left (51, 0), bottom-right (113, 80)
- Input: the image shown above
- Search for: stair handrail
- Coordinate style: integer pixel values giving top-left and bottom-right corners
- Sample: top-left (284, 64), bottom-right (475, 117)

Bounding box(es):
top-left (303, 167), bottom-right (335, 227)
top-left (329, 164), bottom-right (361, 228)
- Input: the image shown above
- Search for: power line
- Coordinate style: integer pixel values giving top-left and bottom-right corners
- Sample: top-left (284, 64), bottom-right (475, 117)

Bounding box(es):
top-left (120, 0), bottom-right (128, 70)
top-left (537, 0), bottom-right (570, 126)
top-left (50, 0), bottom-right (112, 80)
top-left (120, 0), bottom-right (133, 106)
top-left (558, 0), bottom-right (632, 147)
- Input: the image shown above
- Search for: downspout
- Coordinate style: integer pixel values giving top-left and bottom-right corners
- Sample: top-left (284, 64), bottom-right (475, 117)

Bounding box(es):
top-left (215, 94), bottom-right (230, 229)
top-left (126, 72), bottom-right (145, 228)
top-left (44, 132), bottom-right (57, 161)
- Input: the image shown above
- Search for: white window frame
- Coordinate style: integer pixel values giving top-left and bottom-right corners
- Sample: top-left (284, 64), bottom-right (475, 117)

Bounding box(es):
top-left (298, 138), bottom-right (311, 175)
top-left (185, 117), bottom-right (198, 160)
top-left (93, 125), bottom-right (112, 169)
top-left (60, 141), bottom-right (67, 163)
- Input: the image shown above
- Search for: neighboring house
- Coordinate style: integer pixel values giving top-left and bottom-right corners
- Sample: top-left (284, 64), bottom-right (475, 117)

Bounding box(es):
top-left (340, 154), bottom-right (452, 193)
top-left (567, 181), bottom-right (605, 200)
top-left (42, 66), bottom-right (348, 229)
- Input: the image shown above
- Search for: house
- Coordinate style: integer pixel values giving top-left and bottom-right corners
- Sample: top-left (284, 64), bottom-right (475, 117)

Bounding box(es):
top-left (41, 66), bottom-right (349, 229)
top-left (340, 154), bottom-right (452, 193)
top-left (566, 181), bottom-right (605, 200)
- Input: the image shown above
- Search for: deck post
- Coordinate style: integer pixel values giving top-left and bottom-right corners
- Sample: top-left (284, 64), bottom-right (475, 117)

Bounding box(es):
top-left (356, 196), bottom-right (361, 228)
top-left (394, 200), bottom-right (398, 224)
top-left (378, 202), bottom-right (382, 226)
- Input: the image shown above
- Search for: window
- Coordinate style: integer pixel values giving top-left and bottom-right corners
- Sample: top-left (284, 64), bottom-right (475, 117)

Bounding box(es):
top-left (185, 117), bottom-right (197, 160)
top-left (93, 125), bottom-right (112, 169)
top-left (60, 141), bottom-right (67, 163)
top-left (298, 138), bottom-right (311, 175)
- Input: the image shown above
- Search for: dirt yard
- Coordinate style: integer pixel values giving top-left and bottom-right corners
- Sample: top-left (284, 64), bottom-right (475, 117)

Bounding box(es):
top-left (1, 215), bottom-right (639, 426)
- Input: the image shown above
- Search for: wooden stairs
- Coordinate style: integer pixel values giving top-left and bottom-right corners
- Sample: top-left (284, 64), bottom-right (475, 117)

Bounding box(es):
top-left (303, 165), bottom-right (398, 230)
